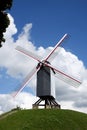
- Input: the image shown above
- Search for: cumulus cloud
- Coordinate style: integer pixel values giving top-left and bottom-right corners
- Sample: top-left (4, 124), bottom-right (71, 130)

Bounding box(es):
top-left (0, 14), bottom-right (87, 114)
top-left (0, 93), bottom-right (37, 114)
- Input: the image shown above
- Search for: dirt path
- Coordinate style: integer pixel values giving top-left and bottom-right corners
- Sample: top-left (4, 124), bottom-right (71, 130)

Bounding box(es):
top-left (0, 110), bottom-right (17, 120)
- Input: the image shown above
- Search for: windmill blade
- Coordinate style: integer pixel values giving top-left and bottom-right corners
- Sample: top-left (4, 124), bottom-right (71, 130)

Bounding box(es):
top-left (47, 47), bottom-right (61, 63)
top-left (44, 63), bottom-right (82, 87)
top-left (13, 66), bottom-right (41, 97)
top-left (44, 34), bottom-right (68, 62)
top-left (16, 46), bottom-right (42, 62)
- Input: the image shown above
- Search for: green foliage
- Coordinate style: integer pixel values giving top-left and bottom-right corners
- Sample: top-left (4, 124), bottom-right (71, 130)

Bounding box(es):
top-left (0, 109), bottom-right (87, 130)
top-left (0, 0), bottom-right (13, 47)
top-left (0, 0), bottom-right (13, 11)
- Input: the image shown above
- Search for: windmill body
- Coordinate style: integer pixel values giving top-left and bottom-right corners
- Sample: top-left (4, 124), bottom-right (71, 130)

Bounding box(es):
top-left (15, 34), bottom-right (82, 109)
top-left (37, 64), bottom-right (55, 99)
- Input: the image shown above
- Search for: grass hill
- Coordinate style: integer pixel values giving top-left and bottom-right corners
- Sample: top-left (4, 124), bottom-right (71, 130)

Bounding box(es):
top-left (0, 109), bottom-right (87, 130)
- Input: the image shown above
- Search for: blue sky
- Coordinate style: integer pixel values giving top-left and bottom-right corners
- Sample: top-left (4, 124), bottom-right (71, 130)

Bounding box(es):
top-left (10, 0), bottom-right (87, 66)
top-left (0, 0), bottom-right (87, 113)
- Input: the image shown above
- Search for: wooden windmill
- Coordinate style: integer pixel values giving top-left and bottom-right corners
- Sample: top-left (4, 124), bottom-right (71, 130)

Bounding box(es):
top-left (14, 34), bottom-right (81, 109)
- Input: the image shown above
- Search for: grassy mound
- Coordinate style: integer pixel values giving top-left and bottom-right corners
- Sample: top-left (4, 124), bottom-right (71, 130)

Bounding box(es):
top-left (0, 109), bottom-right (87, 130)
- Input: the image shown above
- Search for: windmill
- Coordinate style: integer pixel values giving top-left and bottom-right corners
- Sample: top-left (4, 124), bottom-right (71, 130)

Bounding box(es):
top-left (14, 34), bottom-right (82, 109)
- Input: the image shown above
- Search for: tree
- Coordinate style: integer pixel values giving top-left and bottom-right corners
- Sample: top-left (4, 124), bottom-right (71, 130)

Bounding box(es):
top-left (0, 0), bottom-right (13, 47)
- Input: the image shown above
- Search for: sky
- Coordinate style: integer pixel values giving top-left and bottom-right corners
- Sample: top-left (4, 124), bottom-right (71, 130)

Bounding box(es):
top-left (0, 0), bottom-right (87, 114)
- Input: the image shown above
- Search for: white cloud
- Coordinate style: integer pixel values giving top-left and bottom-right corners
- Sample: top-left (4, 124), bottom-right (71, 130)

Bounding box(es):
top-left (4, 14), bottom-right (17, 45)
top-left (0, 14), bottom-right (87, 114)
top-left (0, 93), bottom-right (37, 114)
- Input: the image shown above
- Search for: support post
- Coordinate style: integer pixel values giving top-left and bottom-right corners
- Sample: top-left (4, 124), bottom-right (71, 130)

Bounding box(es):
top-left (32, 96), bottom-right (60, 109)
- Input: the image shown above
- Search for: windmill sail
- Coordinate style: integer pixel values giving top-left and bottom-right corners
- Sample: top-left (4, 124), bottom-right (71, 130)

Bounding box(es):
top-left (13, 66), bottom-right (41, 97)
top-left (44, 63), bottom-right (81, 87)
top-left (16, 46), bottom-right (42, 62)
top-left (44, 34), bottom-right (68, 62)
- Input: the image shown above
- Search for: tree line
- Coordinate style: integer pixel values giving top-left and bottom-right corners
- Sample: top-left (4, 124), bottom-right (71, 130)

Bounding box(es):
top-left (0, 0), bottom-right (13, 47)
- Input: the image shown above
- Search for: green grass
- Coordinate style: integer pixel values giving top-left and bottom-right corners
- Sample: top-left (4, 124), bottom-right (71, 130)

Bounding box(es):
top-left (0, 109), bottom-right (87, 130)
